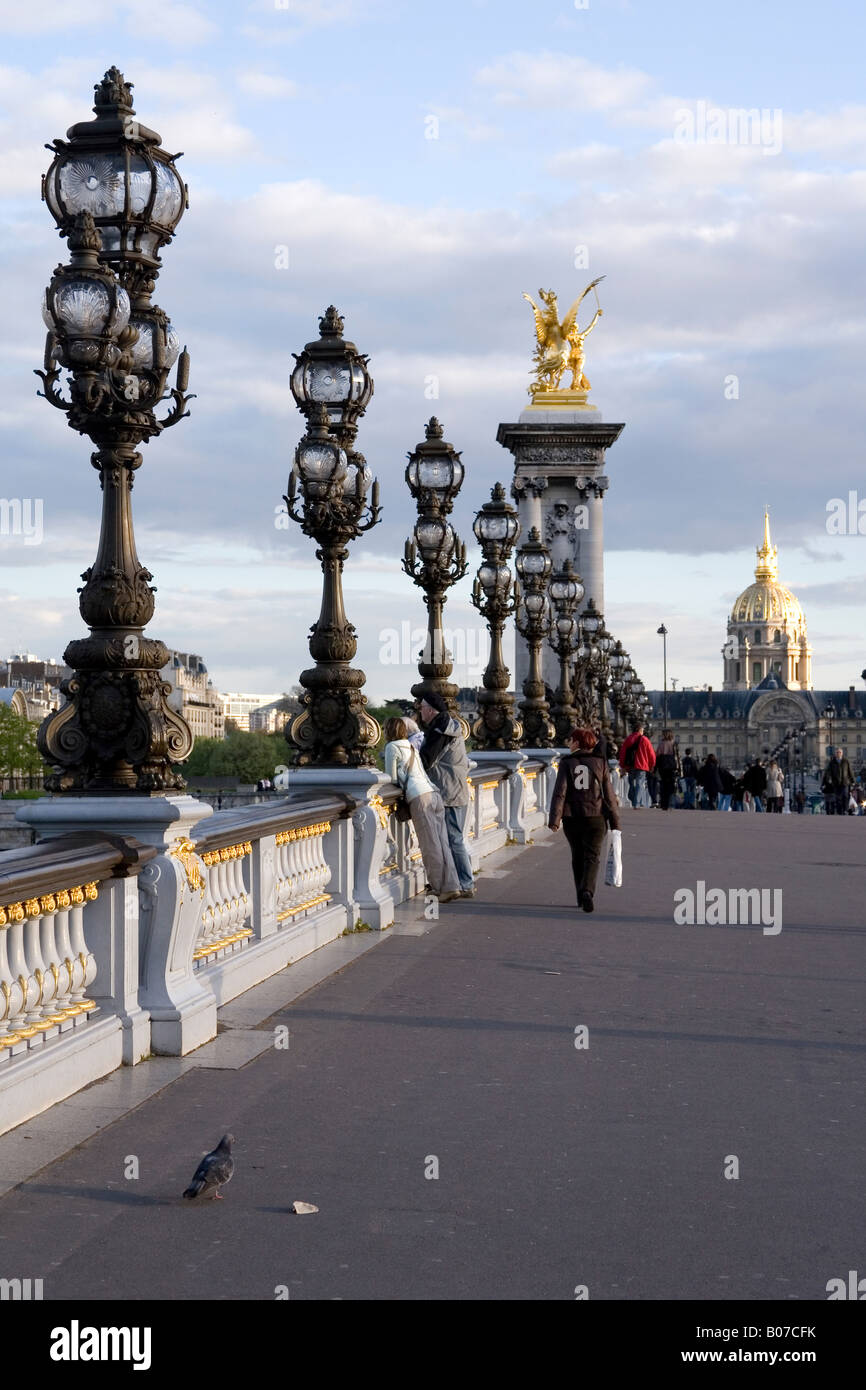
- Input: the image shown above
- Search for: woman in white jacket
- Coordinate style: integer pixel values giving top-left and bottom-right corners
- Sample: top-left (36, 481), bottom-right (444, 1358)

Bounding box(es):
top-left (384, 717), bottom-right (461, 900)
top-left (766, 760), bottom-right (784, 813)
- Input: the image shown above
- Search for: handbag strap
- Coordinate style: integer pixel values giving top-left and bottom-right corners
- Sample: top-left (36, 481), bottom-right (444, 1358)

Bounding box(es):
top-left (396, 746), bottom-right (417, 794)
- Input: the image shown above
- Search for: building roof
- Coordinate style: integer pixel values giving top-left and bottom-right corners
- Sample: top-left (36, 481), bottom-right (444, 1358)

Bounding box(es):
top-left (644, 688), bottom-right (866, 720)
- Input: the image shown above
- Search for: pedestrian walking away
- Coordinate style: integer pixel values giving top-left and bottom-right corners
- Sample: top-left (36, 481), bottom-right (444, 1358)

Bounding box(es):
top-left (619, 722), bottom-right (655, 809)
top-left (743, 758), bottom-right (768, 812)
top-left (698, 753), bottom-right (723, 809)
top-left (654, 729), bottom-right (680, 810)
top-left (418, 693), bottom-right (476, 898)
top-left (718, 764), bottom-right (735, 812)
top-left (680, 747), bottom-right (699, 809)
top-left (383, 717), bottom-right (460, 900)
top-left (549, 726), bottom-right (621, 914)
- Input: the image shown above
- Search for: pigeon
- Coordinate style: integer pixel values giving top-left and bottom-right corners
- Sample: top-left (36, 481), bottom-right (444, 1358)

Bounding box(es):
top-left (183, 1133), bottom-right (235, 1200)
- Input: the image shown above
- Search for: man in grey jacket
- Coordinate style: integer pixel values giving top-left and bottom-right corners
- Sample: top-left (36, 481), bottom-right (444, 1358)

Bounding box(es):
top-left (418, 693), bottom-right (475, 898)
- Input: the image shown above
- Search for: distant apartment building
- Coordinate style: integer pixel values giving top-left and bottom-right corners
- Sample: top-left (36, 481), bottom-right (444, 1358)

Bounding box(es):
top-left (221, 691), bottom-right (283, 733)
top-left (0, 653), bottom-right (70, 722)
top-left (162, 652), bottom-right (224, 740)
top-left (248, 698), bottom-right (296, 735)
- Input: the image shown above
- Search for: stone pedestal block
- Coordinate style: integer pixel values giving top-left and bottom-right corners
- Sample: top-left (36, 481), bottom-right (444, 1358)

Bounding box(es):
top-left (499, 414), bottom-right (624, 695)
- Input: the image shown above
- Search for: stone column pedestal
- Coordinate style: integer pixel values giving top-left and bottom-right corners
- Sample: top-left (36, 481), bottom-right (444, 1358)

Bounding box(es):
top-left (287, 767), bottom-right (395, 930)
top-left (500, 412), bottom-right (624, 695)
top-left (17, 794), bottom-right (216, 1056)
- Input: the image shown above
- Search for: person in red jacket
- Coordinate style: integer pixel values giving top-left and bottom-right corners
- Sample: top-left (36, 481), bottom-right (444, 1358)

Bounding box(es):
top-left (618, 722), bottom-right (656, 808)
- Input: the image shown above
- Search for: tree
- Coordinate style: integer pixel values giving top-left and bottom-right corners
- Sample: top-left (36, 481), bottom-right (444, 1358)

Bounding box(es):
top-left (0, 705), bottom-right (44, 784)
top-left (181, 730), bottom-right (286, 784)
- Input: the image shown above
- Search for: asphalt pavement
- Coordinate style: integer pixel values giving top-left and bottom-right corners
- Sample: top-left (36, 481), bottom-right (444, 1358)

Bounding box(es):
top-left (0, 807), bottom-right (863, 1301)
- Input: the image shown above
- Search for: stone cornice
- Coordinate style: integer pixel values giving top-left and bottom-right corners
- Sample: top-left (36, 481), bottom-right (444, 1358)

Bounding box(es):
top-left (497, 421), bottom-right (625, 452)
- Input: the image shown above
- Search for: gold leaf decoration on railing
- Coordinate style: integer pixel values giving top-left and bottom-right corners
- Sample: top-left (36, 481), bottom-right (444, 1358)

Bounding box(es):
top-left (199, 840), bottom-right (253, 867)
top-left (275, 821), bottom-right (331, 847)
top-left (368, 796), bottom-right (390, 830)
top-left (0, 881), bottom-right (101, 929)
top-left (169, 838), bottom-right (206, 892)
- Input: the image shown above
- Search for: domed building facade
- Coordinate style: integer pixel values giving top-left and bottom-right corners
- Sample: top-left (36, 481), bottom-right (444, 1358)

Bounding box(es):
top-left (642, 514), bottom-right (866, 783)
top-left (722, 513), bottom-right (812, 691)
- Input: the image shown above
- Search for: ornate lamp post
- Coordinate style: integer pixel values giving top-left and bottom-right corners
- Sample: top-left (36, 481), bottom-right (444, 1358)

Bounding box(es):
top-left (569, 596), bottom-right (603, 725)
top-left (592, 618), bottom-right (614, 730)
top-left (471, 484), bottom-right (522, 751)
top-left (514, 527), bottom-right (555, 748)
top-left (284, 325), bottom-right (381, 765)
top-left (35, 68), bottom-right (194, 794)
top-left (608, 639), bottom-right (626, 738)
top-left (547, 562), bottom-right (585, 744)
top-left (402, 418), bottom-right (467, 712)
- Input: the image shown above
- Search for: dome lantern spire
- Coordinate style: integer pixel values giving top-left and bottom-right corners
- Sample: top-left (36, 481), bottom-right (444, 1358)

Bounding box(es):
top-left (755, 508), bottom-right (778, 581)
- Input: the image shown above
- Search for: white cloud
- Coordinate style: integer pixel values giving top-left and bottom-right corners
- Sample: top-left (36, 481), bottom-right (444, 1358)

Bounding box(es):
top-left (476, 51), bottom-right (652, 112)
top-left (237, 71), bottom-right (301, 100)
top-left (0, 62), bottom-right (260, 195)
top-left (423, 106), bottom-right (502, 144)
top-left (240, 0), bottom-right (389, 40)
top-left (0, 0), bottom-right (215, 42)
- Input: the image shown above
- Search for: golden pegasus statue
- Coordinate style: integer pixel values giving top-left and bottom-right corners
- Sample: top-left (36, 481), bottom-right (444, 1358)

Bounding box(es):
top-left (523, 277), bottom-right (605, 396)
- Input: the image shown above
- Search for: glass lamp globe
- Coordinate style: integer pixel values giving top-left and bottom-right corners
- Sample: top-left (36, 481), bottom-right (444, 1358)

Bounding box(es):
top-left (515, 546), bottom-right (550, 580)
top-left (290, 306), bottom-right (373, 434)
top-left (473, 484), bottom-right (519, 549)
top-left (43, 69), bottom-right (186, 276)
top-left (549, 573), bottom-right (577, 606)
top-left (295, 436), bottom-right (347, 498)
top-left (43, 274), bottom-right (130, 365)
top-left (341, 457), bottom-right (373, 499)
top-left (127, 314), bottom-right (180, 372)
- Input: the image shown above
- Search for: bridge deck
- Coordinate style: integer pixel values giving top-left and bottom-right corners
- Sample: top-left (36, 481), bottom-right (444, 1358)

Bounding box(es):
top-left (0, 808), bottom-right (862, 1301)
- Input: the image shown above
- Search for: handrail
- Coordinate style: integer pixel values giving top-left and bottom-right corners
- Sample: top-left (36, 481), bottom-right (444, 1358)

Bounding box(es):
top-left (0, 833), bottom-right (156, 907)
top-left (191, 792), bottom-right (354, 856)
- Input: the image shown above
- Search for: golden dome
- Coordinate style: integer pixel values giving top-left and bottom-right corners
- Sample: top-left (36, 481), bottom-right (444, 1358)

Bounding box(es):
top-left (730, 512), bottom-right (806, 630)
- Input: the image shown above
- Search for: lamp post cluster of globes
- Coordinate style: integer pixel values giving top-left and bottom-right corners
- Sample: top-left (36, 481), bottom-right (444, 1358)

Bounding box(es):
top-left (34, 69), bottom-right (652, 794)
top-left (768, 722), bottom-right (808, 798)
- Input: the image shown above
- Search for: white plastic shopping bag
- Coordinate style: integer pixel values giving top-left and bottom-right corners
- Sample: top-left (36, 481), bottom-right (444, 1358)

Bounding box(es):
top-left (603, 828), bottom-right (622, 888)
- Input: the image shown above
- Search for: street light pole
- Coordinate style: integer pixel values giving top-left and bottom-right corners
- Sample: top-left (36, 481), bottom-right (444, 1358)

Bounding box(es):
top-left (36, 68), bottom-right (194, 794)
top-left (470, 484), bottom-right (522, 751)
top-left (285, 309), bottom-right (381, 767)
top-left (402, 418), bottom-right (468, 714)
top-left (514, 527), bottom-right (555, 748)
top-left (657, 623), bottom-right (668, 726)
top-left (547, 562), bottom-right (585, 745)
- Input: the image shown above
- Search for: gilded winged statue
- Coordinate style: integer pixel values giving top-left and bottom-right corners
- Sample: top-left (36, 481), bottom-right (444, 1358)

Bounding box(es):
top-left (523, 277), bottom-right (605, 395)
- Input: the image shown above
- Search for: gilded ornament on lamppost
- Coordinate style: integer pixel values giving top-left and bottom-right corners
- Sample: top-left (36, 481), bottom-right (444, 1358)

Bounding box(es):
top-left (35, 69), bottom-right (194, 794)
top-left (402, 418), bottom-right (468, 714)
top-left (522, 277), bottom-right (605, 410)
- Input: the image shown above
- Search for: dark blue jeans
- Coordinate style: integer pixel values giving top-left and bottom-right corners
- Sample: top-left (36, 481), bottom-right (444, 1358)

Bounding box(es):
top-left (443, 804), bottom-right (474, 892)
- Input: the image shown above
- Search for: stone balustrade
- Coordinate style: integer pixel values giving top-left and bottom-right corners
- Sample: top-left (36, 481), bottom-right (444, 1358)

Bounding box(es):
top-left (0, 756), bottom-right (558, 1136)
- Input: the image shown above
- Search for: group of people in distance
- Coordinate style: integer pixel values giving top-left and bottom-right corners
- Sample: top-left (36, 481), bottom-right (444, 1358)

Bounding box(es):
top-left (379, 704), bottom-right (866, 920)
top-left (614, 723), bottom-right (864, 817)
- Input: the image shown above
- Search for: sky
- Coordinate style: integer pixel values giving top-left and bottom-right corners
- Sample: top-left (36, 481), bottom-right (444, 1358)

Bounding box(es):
top-left (0, 0), bottom-right (864, 704)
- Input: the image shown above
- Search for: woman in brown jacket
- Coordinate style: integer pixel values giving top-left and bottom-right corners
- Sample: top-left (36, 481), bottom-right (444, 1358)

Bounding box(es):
top-left (548, 726), bottom-right (621, 913)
